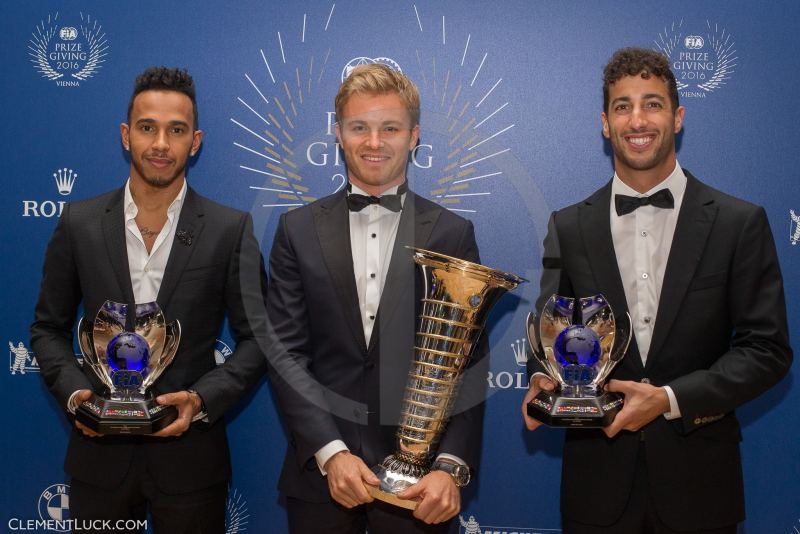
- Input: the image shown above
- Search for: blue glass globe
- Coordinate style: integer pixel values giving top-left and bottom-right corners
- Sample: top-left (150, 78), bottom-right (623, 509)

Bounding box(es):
top-left (553, 325), bottom-right (601, 367)
top-left (106, 332), bottom-right (150, 372)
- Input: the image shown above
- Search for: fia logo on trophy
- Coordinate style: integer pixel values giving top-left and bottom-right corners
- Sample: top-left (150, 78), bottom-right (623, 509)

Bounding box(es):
top-left (28, 12), bottom-right (109, 87)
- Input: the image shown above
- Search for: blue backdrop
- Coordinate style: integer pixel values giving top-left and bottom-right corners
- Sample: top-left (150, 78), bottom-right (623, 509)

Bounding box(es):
top-left (2, 1), bottom-right (797, 532)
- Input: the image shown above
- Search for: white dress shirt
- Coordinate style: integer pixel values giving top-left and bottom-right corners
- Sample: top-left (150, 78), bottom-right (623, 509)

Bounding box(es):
top-left (610, 162), bottom-right (685, 419)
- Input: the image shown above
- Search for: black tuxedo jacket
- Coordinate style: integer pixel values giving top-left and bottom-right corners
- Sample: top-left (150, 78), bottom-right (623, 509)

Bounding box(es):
top-left (31, 186), bottom-right (269, 493)
top-left (267, 189), bottom-right (487, 502)
top-left (529, 171), bottom-right (791, 530)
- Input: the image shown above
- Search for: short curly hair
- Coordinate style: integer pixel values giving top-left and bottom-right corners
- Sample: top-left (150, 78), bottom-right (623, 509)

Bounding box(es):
top-left (335, 63), bottom-right (420, 127)
top-left (127, 66), bottom-right (198, 129)
top-left (603, 47), bottom-right (679, 114)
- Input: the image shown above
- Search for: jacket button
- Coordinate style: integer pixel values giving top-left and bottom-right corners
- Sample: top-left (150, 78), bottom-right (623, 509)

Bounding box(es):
top-left (364, 360), bottom-right (375, 370)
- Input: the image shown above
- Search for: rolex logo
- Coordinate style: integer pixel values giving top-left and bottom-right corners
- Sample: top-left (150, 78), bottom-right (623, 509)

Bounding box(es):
top-left (53, 168), bottom-right (77, 196)
top-left (511, 338), bottom-right (527, 367)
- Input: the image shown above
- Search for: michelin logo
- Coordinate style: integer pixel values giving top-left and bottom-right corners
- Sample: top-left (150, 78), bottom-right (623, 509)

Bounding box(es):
top-left (459, 513), bottom-right (560, 534)
top-left (9, 341), bottom-right (36, 374)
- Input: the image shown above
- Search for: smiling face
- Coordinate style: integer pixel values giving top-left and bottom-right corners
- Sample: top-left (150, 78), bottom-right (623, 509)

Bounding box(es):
top-left (120, 90), bottom-right (203, 190)
top-left (601, 74), bottom-right (684, 189)
top-left (335, 91), bottom-right (420, 196)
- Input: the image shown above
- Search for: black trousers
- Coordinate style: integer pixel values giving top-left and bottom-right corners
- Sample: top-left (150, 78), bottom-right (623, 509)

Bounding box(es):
top-left (286, 496), bottom-right (453, 534)
top-left (69, 447), bottom-right (227, 534)
top-left (562, 443), bottom-right (737, 534)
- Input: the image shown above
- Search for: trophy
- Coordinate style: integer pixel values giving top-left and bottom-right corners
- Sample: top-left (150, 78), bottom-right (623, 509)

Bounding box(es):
top-left (525, 294), bottom-right (632, 427)
top-left (370, 248), bottom-right (525, 509)
top-left (75, 300), bottom-right (181, 434)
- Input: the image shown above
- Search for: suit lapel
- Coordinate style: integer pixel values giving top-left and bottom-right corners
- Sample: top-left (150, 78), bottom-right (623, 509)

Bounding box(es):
top-left (156, 187), bottom-right (204, 311)
top-left (369, 192), bottom-right (440, 352)
top-left (647, 172), bottom-right (717, 363)
top-left (314, 191), bottom-right (368, 352)
top-left (102, 188), bottom-right (136, 310)
top-left (579, 182), bottom-right (644, 373)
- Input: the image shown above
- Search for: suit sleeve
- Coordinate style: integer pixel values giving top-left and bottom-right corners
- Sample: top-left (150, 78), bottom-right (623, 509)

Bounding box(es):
top-left (30, 203), bottom-right (92, 409)
top-left (435, 219), bottom-right (488, 470)
top-left (265, 213), bottom-right (344, 465)
top-left (190, 213), bottom-right (269, 424)
top-left (667, 206), bottom-right (792, 431)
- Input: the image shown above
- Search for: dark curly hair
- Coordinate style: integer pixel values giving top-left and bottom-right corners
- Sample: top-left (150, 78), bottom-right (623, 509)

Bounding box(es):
top-left (603, 47), bottom-right (679, 114)
top-left (127, 67), bottom-right (198, 129)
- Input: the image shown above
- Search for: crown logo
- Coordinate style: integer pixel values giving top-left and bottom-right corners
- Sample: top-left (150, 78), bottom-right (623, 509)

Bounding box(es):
top-left (511, 338), bottom-right (528, 367)
top-left (53, 168), bottom-right (77, 196)
top-left (791, 209), bottom-right (800, 246)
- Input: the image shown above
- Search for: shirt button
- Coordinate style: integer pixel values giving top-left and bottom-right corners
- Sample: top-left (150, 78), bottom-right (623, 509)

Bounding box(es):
top-left (369, 315), bottom-right (375, 321)
top-left (371, 233), bottom-right (377, 238)
top-left (641, 231), bottom-right (648, 237)
top-left (642, 273), bottom-right (649, 279)
top-left (370, 273), bottom-right (376, 279)
top-left (643, 316), bottom-right (651, 324)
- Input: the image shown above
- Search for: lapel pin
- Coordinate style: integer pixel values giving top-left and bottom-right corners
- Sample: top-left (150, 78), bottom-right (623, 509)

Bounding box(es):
top-left (176, 228), bottom-right (193, 246)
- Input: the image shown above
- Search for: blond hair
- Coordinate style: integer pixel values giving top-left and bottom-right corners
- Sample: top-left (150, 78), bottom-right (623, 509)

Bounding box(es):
top-left (335, 64), bottom-right (420, 126)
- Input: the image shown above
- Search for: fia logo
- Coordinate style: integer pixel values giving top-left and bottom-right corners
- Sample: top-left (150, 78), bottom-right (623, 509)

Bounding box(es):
top-left (790, 209), bottom-right (800, 246)
top-left (38, 483), bottom-right (71, 532)
top-left (486, 339), bottom-right (529, 390)
top-left (341, 56), bottom-right (403, 82)
top-left (29, 12), bottom-right (109, 87)
top-left (9, 341), bottom-right (38, 374)
top-left (22, 167), bottom-right (77, 218)
top-left (225, 487), bottom-right (249, 534)
top-left (654, 19), bottom-right (737, 98)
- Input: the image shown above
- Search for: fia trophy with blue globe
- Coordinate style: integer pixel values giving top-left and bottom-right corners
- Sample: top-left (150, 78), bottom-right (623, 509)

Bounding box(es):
top-left (75, 300), bottom-right (181, 434)
top-left (526, 294), bottom-right (632, 427)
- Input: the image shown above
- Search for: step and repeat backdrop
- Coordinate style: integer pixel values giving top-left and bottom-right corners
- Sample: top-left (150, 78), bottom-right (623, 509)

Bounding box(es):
top-left (2, 1), bottom-right (798, 532)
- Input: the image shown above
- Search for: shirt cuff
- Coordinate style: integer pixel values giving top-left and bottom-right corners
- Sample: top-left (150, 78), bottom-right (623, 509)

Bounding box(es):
top-left (315, 440), bottom-right (349, 476)
top-left (435, 453), bottom-right (467, 468)
top-left (67, 390), bottom-right (81, 414)
top-left (662, 385), bottom-right (681, 420)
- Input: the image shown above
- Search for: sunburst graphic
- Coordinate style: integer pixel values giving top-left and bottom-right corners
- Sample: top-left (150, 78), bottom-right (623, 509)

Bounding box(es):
top-left (231, 3), bottom-right (517, 214)
top-left (225, 487), bottom-right (249, 534)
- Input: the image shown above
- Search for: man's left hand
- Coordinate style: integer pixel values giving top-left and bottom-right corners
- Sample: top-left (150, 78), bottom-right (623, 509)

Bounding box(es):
top-left (396, 470), bottom-right (460, 524)
top-left (603, 379), bottom-right (670, 438)
top-left (151, 390), bottom-right (203, 437)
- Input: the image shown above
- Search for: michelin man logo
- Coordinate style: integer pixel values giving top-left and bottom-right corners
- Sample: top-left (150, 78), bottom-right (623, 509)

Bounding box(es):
top-left (460, 514), bottom-right (483, 534)
top-left (29, 12), bottom-right (109, 87)
top-left (341, 56), bottom-right (403, 81)
top-left (9, 341), bottom-right (37, 374)
top-left (459, 513), bottom-right (552, 534)
top-left (38, 484), bottom-right (71, 532)
top-left (790, 209), bottom-right (800, 246)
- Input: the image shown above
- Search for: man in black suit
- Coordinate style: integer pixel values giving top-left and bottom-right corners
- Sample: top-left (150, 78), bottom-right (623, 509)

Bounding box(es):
top-left (31, 67), bottom-right (268, 533)
top-left (522, 48), bottom-right (792, 533)
top-left (266, 64), bottom-right (486, 533)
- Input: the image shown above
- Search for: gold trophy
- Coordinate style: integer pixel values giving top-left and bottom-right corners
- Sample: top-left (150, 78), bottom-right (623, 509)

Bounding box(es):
top-left (369, 248), bottom-right (524, 509)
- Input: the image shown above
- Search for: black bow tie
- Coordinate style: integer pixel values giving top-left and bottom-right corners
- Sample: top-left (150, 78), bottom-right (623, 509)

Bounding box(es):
top-left (614, 188), bottom-right (674, 216)
top-left (346, 182), bottom-right (408, 212)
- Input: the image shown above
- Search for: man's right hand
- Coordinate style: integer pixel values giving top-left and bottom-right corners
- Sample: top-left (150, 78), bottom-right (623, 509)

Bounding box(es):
top-left (73, 390), bottom-right (104, 438)
top-left (324, 451), bottom-right (380, 508)
top-left (521, 375), bottom-right (556, 431)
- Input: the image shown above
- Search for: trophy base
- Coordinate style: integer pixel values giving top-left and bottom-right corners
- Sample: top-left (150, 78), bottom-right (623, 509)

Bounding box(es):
top-left (75, 394), bottom-right (178, 435)
top-left (527, 390), bottom-right (623, 428)
top-left (368, 454), bottom-right (429, 510)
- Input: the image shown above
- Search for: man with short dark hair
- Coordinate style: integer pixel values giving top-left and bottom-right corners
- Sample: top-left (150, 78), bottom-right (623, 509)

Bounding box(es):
top-left (522, 48), bottom-right (791, 533)
top-left (31, 66), bottom-right (269, 533)
top-left (266, 63), bottom-right (486, 533)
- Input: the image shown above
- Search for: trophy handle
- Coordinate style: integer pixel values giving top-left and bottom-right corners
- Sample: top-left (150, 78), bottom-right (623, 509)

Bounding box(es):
top-left (592, 311), bottom-right (632, 386)
top-left (525, 311), bottom-right (563, 385)
top-left (135, 302), bottom-right (167, 371)
top-left (77, 318), bottom-right (113, 390)
top-left (93, 300), bottom-right (128, 370)
top-left (141, 320), bottom-right (181, 392)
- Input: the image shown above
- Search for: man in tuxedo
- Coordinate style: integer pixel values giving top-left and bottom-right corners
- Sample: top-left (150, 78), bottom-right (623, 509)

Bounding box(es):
top-left (266, 64), bottom-right (486, 533)
top-left (522, 48), bottom-right (792, 533)
top-left (31, 67), bottom-right (268, 533)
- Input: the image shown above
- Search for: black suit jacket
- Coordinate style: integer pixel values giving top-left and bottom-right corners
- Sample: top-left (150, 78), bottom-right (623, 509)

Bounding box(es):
top-left (31, 186), bottom-right (269, 493)
top-left (266, 189), bottom-right (487, 502)
top-left (529, 171), bottom-right (792, 530)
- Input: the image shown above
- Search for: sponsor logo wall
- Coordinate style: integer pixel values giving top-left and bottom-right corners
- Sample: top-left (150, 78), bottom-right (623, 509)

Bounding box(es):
top-left (3, 1), bottom-right (798, 532)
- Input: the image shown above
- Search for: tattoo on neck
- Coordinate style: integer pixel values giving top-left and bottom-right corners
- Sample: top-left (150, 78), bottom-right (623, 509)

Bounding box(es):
top-left (139, 227), bottom-right (160, 239)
